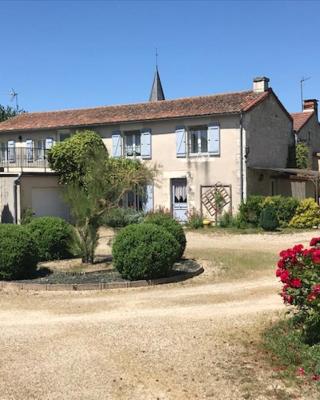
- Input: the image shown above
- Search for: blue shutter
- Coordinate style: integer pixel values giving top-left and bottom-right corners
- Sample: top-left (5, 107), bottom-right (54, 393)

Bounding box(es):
top-left (141, 129), bottom-right (151, 159)
top-left (208, 125), bottom-right (220, 155)
top-left (143, 184), bottom-right (154, 212)
top-left (112, 131), bottom-right (122, 158)
top-left (176, 127), bottom-right (186, 157)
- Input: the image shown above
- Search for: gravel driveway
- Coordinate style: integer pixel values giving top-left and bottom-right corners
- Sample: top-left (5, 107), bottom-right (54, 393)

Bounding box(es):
top-left (0, 230), bottom-right (319, 400)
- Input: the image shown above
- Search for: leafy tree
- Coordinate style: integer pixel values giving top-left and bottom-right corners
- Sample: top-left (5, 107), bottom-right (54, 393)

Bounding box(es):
top-left (48, 130), bottom-right (156, 263)
top-left (0, 105), bottom-right (24, 122)
top-left (296, 142), bottom-right (310, 169)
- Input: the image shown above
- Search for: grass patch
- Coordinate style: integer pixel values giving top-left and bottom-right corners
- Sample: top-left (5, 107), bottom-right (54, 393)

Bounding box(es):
top-left (262, 317), bottom-right (320, 387)
top-left (186, 248), bottom-right (276, 281)
top-left (186, 226), bottom-right (317, 235)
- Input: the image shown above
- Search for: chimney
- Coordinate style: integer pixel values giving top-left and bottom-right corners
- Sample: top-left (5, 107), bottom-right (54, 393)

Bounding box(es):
top-left (303, 99), bottom-right (318, 115)
top-left (253, 76), bottom-right (270, 93)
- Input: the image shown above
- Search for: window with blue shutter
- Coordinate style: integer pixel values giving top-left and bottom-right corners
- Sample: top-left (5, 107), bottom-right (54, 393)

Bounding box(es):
top-left (208, 124), bottom-right (220, 155)
top-left (176, 127), bottom-right (186, 158)
top-left (143, 184), bottom-right (154, 212)
top-left (112, 131), bottom-right (122, 158)
top-left (141, 129), bottom-right (151, 159)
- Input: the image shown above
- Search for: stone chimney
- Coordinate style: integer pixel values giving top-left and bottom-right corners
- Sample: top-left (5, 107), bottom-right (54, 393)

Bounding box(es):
top-left (303, 99), bottom-right (318, 115)
top-left (253, 76), bottom-right (270, 93)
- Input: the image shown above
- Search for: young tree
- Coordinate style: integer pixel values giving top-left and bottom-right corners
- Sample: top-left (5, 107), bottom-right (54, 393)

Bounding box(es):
top-left (48, 130), bottom-right (156, 263)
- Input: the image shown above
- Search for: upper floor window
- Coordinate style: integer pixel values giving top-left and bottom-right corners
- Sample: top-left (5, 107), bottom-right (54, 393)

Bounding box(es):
top-left (59, 130), bottom-right (71, 142)
top-left (8, 140), bottom-right (16, 163)
top-left (189, 127), bottom-right (208, 154)
top-left (124, 131), bottom-right (141, 157)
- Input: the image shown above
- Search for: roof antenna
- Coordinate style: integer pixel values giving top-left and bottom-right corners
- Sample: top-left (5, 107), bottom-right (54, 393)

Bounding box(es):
top-left (300, 77), bottom-right (311, 111)
top-left (9, 88), bottom-right (19, 111)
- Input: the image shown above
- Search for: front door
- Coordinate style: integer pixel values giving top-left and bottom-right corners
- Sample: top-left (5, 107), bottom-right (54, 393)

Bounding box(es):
top-left (171, 178), bottom-right (188, 222)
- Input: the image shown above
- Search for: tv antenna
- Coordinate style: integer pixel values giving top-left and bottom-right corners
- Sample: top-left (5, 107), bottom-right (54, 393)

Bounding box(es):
top-left (300, 77), bottom-right (311, 111)
top-left (9, 88), bottom-right (19, 110)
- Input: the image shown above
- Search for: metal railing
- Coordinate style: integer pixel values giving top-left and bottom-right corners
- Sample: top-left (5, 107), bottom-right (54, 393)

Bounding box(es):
top-left (0, 147), bottom-right (50, 171)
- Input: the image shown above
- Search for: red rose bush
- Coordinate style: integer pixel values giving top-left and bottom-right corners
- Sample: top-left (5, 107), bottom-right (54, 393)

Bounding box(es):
top-left (277, 237), bottom-right (320, 344)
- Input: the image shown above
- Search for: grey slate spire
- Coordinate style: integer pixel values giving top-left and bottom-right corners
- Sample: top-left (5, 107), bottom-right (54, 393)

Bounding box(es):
top-left (149, 67), bottom-right (165, 102)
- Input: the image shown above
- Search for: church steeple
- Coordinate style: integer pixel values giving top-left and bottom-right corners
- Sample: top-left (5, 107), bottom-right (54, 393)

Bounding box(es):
top-left (149, 67), bottom-right (165, 102)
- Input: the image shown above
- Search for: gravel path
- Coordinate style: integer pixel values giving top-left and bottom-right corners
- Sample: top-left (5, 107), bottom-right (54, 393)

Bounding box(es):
top-left (0, 230), bottom-right (319, 400)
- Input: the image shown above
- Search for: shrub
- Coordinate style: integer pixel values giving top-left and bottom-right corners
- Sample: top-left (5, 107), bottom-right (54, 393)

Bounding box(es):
top-left (239, 195), bottom-right (264, 226)
top-left (186, 208), bottom-right (203, 229)
top-left (259, 204), bottom-right (279, 231)
top-left (144, 212), bottom-right (186, 259)
top-left (289, 198), bottom-right (320, 228)
top-left (21, 208), bottom-right (34, 225)
top-left (276, 237), bottom-right (320, 344)
top-left (112, 223), bottom-right (180, 280)
top-left (0, 224), bottom-right (38, 280)
top-left (103, 208), bottom-right (144, 228)
top-left (296, 142), bottom-right (310, 169)
top-left (27, 216), bottom-right (75, 261)
top-left (262, 196), bottom-right (299, 227)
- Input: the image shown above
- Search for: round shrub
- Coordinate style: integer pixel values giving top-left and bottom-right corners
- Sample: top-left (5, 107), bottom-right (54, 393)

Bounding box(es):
top-left (0, 224), bottom-right (38, 280)
top-left (144, 213), bottom-right (186, 259)
top-left (259, 205), bottom-right (279, 231)
top-left (289, 198), bottom-right (320, 229)
top-left (112, 223), bottom-right (180, 280)
top-left (27, 216), bottom-right (75, 261)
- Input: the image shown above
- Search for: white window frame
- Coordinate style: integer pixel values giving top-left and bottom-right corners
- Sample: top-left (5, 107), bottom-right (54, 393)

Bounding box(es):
top-left (26, 139), bottom-right (34, 162)
top-left (0, 142), bottom-right (6, 163)
top-left (124, 130), bottom-right (141, 158)
top-left (188, 127), bottom-right (208, 155)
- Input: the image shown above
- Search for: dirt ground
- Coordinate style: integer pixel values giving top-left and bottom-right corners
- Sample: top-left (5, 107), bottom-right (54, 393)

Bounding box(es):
top-left (0, 230), bottom-right (319, 400)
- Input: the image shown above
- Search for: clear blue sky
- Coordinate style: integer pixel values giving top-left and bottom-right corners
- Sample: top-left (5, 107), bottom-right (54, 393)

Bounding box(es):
top-left (0, 0), bottom-right (319, 113)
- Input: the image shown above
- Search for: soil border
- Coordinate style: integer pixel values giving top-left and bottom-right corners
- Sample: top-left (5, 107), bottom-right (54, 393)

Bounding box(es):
top-left (0, 265), bottom-right (204, 291)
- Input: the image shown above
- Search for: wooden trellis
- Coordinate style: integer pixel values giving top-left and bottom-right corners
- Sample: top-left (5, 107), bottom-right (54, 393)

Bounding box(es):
top-left (200, 183), bottom-right (232, 222)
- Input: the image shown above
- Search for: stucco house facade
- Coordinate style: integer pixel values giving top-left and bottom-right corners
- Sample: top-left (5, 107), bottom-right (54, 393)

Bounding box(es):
top-left (0, 74), bottom-right (317, 223)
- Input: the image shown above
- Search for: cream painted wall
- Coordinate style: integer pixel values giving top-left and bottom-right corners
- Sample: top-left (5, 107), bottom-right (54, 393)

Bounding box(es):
top-left (0, 175), bottom-right (17, 223)
top-left (95, 115), bottom-right (242, 214)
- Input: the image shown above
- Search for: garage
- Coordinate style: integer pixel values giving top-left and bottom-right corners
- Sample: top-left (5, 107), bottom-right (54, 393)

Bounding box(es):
top-left (31, 187), bottom-right (69, 219)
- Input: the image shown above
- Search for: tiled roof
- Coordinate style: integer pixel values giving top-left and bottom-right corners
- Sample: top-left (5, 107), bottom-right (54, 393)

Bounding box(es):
top-left (0, 89), bottom-right (270, 132)
top-left (291, 111), bottom-right (314, 132)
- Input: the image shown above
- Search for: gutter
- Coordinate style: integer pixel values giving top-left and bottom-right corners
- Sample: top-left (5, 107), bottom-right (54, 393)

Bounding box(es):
top-left (13, 173), bottom-right (22, 224)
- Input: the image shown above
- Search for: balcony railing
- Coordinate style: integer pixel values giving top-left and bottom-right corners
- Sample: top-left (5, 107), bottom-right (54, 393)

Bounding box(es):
top-left (0, 147), bottom-right (50, 171)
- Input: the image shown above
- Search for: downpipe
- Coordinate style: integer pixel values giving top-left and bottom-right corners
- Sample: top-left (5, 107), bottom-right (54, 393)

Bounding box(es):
top-left (14, 173), bottom-right (22, 224)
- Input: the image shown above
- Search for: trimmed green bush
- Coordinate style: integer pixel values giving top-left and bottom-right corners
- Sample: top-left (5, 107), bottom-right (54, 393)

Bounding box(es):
top-left (262, 196), bottom-right (299, 227)
top-left (27, 216), bottom-right (75, 261)
top-left (144, 212), bottom-right (186, 259)
top-left (239, 195), bottom-right (264, 226)
top-left (289, 198), bottom-right (320, 228)
top-left (103, 207), bottom-right (144, 228)
top-left (0, 224), bottom-right (38, 280)
top-left (112, 223), bottom-right (180, 280)
top-left (259, 205), bottom-right (279, 231)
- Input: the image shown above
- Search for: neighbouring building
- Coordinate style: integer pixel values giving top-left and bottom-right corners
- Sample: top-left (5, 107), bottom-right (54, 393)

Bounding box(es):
top-left (0, 72), bottom-right (318, 223)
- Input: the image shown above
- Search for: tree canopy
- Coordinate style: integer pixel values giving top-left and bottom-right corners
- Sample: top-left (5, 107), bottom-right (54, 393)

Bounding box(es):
top-left (0, 105), bottom-right (24, 122)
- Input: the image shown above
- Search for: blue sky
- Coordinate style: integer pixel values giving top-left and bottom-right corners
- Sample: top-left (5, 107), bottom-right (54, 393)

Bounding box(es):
top-left (0, 0), bottom-right (319, 113)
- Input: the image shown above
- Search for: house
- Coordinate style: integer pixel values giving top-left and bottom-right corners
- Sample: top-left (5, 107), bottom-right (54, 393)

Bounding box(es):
top-left (0, 72), bottom-right (317, 223)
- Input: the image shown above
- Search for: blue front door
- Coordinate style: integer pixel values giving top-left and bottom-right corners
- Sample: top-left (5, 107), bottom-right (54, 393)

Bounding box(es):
top-left (172, 178), bottom-right (188, 222)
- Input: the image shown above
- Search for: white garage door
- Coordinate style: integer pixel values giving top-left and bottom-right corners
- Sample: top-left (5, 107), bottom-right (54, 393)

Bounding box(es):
top-left (31, 188), bottom-right (69, 220)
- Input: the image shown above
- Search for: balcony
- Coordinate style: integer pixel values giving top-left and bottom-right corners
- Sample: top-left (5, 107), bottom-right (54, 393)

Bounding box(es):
top-left (0, 147), bottom-right (51, 172)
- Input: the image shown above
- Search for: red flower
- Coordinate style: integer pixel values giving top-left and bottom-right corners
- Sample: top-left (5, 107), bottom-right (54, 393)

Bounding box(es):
top-left (312, 374), bottom-right (320, 381)
top-left (297, 367), bottom-right (305, 376)
top-left (293, 244), bottom-right (304, 253)
top-left (280, 270), bottom-right (290, 283)
top-left (290, 278), bottom-right (302, 288)
top-left (310, 237), bottom-right (320, 247)
top-left (277, 259), bottom-right (285, 269)
top-left (312, 250), bottom-right (320, 264)
top-left (307, 293), bottom-right (317, 302)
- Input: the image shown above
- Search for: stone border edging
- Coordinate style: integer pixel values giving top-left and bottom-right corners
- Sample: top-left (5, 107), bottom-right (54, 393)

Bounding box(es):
top-left (0, 265), bottom-right (204, 292)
